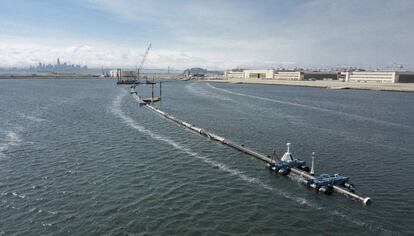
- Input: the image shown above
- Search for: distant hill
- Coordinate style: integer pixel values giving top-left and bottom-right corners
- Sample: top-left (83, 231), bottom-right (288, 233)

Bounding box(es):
top-left (183, 67), bottom-right (223, 77)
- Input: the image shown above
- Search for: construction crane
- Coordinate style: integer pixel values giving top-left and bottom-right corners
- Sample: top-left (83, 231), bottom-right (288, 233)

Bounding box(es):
top-left (136, 43), bottom-right (151, 81)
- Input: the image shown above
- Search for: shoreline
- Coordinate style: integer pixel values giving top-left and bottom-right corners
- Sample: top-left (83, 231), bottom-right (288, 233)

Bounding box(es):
top-left (201, 79), bottom-right (414, 93)
top-left (0, 72), bottom-right (180, 80)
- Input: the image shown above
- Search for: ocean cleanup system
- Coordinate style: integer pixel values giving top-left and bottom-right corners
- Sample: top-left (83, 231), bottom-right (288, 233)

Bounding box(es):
top-left (129, 87), bottom-right (372, 206)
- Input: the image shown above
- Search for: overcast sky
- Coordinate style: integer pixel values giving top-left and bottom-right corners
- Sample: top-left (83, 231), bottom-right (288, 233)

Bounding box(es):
top-left (0, 0), bottom-right (413, 70)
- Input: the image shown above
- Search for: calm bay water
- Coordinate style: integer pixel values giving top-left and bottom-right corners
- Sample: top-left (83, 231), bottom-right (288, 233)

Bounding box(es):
top-left (0, 79), bottom-right (413, 235)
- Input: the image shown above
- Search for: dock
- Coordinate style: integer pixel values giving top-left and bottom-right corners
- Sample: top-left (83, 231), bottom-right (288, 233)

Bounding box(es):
top-left (133, 93), bottom-right (371, 205)
top-left (143, 96), bottom-right (161, 103)
top-left (117, 80), bottom-right (140, 85)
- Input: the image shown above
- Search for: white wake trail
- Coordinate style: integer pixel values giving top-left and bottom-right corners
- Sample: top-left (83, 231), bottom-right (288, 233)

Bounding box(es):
top-left (186, 83), bottom-right (234, 102)
top-left (207, 83), bottom-right (414, 131)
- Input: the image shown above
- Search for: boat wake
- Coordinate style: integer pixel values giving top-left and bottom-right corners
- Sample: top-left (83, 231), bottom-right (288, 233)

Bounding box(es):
top-left (207, 83), bottom-right (414, 132)
top-left (186, 83), bottom-right (234, 102)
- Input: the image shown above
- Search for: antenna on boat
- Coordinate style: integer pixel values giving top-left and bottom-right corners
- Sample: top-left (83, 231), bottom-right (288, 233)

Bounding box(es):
top-left (271, 148), bottom-right (277, 163)
top-left (281, 142), bottom-right (293, 162)
top-left (310, 152), bottom-right (315, 176)
top-left (151, 83), bottom-right (154, 104)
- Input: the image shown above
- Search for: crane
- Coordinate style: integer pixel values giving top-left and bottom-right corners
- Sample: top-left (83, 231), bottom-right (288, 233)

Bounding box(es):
top-left (136, 43), bottom-right (151, 80)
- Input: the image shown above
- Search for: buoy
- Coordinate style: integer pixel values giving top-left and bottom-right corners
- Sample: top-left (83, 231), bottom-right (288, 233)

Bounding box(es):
top-left (363, 197), bottom-right (372, 205)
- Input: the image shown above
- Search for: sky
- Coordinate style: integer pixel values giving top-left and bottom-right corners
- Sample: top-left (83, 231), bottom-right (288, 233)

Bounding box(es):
top-left (0, 0), bottom-right (413, 70)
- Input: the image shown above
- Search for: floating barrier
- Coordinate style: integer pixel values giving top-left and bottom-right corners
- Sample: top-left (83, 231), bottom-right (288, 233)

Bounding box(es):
top-left (132, 94), bottom-right (372, 205)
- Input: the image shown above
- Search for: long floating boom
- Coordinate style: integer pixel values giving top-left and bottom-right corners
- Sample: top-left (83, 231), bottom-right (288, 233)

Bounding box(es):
top-left (133, 94), bottom-right (371, 205)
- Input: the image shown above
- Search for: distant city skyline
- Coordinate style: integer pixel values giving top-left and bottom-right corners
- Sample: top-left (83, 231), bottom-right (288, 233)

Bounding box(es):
top-left (0, 0), bottom-right (413, 70)
top-left (30, 58), bottom-right (88, 72)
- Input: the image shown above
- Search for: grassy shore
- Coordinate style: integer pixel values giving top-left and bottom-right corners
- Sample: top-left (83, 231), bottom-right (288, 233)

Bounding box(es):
top-left (203, 78), bottom-right (414, 93)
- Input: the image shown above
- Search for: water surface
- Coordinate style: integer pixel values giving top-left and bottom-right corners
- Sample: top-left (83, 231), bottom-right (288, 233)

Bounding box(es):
top-left (0, 79), bottom-right (413, 235)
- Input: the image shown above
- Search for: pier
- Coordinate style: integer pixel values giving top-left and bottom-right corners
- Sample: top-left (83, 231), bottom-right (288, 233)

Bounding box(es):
top-left (133, 93), bottom-right (371, 205)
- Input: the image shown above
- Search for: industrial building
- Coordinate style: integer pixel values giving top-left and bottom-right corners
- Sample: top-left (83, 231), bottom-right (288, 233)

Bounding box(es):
top-left (304, 72), bottom-right (339, 81)
top-left (110, 69), bottom-right (136, 78)
top-left (244, 70), bottom-right (275, 79)
top-left (274, 71), bottom-right (304, 80)
top-left (224, 69), bottom-right (245, 79)
top-left (399, 72), bottom-right (414, 83)
top-left (340, 71), bottom-right (414, 83)
top-left (341, 71), bottom-right (398, 83)
top-left (224, 69), bottom-right (304, 80)
top-left (224, 69), bottom-right (414, 83)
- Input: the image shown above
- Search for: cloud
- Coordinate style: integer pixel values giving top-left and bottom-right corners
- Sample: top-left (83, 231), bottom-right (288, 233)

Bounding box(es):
top-left (0, 40), bottom-right (227, 69)
top-left (1, 0), bottom-right (413, 69)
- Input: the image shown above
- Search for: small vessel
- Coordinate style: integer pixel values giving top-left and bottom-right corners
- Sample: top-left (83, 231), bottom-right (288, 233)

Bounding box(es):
top-left (268, 143), bottom-right (357, 195)
top-left (117, 79), bottom-right (140, 85)
top-left (307, 174), bottom-right (355, 194)
top-left (142, 96), bottom-right (161, 103)
top-left (268, 143), bottom-right (310, 175)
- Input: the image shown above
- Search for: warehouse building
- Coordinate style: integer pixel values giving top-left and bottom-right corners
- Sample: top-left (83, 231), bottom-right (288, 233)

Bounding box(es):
top-left (394, 72), bottom-right (414, 83)
top-left (304, 72), bottom-right (339, 81)
top-left (224, 69), bottom-right (245, 79)
top-left (224, 69), bottom-right (304, 80)
top-left (244, 69), bottom-right (275, 79)
top-left (110, 69), bottom-right (136, 77)
top-left (224, 69), bottom-right (414, 83)
top-left (339, 71), bottom-right (414, 83)
top-left (274, 71), bottom-right (304, 80)
top-left (342, 71), bottom-right (398, 83)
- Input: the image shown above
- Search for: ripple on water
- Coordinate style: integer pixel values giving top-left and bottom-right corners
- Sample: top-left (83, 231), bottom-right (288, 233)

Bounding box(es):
top-left (0, 130), bottom-right (23, 158)
top-left (0, 80), bottom-right (411, 235)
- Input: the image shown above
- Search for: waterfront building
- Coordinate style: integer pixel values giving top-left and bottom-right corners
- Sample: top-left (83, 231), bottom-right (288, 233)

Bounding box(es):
top-left (224, 69), bottom-right (304, 80)
top-left (224, 69), bottom-right (414, 83)
top-left (110, 70), bottom-right (119, 77)
top-left (303, 72), bottom-right (339, 81)
top-left (342, 71), bottom-right (398, 83)
top-left (273, 71), bottom-right (304, 80)
top-left (110, 70), bottom-right (136, 77)
top-left (342, 71), bottom-right (414, 83)
top-left (224, 69), bottom-right (245, 79)
top-left (244, 69), bottom-right (275, 79)
top-left (224, 69), bottom-right (277, 80)
top-left (398, 72), bottom-right (414, 83)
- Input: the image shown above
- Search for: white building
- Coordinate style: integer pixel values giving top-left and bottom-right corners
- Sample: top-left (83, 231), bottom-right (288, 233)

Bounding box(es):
top-left (244, 70), bottom-right (275, 79)
top-left (110, 69), bottom-right (136, 78)
top-left (110, 69), bottom-right (120, 78)
top-left (274, 71), bottom-right (304, 80)
top-left (224, 69), bottom-right (304, 80)
top-left (342, 71), bottom-right (399, 83)
top-left (224, 70), bottom-right (244, 79)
